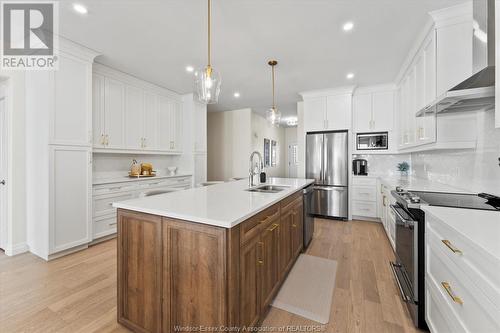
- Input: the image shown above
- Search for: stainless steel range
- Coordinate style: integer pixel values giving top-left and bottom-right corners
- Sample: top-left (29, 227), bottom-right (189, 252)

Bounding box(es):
top-left (390, 187), bottom-right (500, 330)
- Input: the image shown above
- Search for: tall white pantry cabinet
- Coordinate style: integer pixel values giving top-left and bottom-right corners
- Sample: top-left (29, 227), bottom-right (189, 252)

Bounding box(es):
top-left (25, 39), bottom-right (99, 260)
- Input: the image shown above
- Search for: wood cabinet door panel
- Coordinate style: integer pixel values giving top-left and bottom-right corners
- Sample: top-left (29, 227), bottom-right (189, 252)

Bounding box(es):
top-left (279, 210), bottom-right (293, 278)
top-left (292, 201), bottom-right (304, 258)
top-left (117, 210), bottom-right (162, 333)
top-left (240, 235), bottom-right (261, 328)
top-left (163, 219), bottom-right (226, 330)
top-left (260, 215), bottom-right (280, 310)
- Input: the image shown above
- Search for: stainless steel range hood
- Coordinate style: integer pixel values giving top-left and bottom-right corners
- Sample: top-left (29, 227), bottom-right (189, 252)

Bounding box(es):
top-left (416, 0), bottom-right (495, 117)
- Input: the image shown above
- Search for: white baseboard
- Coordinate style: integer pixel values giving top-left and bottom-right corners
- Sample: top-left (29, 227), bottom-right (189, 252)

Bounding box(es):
top-left (4, 242), bottom-right (29, 256)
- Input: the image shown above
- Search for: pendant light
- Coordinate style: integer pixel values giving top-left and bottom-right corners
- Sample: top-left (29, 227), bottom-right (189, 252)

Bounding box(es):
top-left (194, 0), bottom-right (221, 104)
top-left (266, 60), bottom-right (281, 126)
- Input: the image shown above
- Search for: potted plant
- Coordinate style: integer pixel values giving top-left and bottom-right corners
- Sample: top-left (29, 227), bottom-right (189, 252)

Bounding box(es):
top-left (397, 161), bottom-right (410, 178)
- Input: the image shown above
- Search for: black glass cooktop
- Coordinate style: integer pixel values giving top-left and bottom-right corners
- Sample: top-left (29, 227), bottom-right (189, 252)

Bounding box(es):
top-left (411, 191), bottom-right (500, 211)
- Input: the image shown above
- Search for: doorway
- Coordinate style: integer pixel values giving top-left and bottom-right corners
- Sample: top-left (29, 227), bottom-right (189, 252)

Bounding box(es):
top-left (0, 83), bottom-right (7, 250)
top-left (287, 143), bottom-right (298, 178)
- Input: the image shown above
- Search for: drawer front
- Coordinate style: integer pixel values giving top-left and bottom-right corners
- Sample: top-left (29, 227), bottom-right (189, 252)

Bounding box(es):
top-left (93, 192), bottom-right (135, 218)
top-left (352, 177), bottom-right (377, 186)
top-left (426, 279), bottom-right (464, 333)
top-left (93, 183), bottom-right (137, 195)
top-left (426, 234), bottom-right (500, 332)
top-left (427, 215), bottom-right (500, 310)
top-left (352, 201), bottom-right (377, 217)
top-left (137, 176), bottom-right (192, 189)
top-left (240, 204), bottom-right (280, 245)
top-left (93, 215), bottom-right (117, 239)
top-left (352, 186), bottom-right (376, 202)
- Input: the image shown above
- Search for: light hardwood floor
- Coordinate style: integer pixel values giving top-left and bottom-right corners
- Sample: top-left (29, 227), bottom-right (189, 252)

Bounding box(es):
top-left (0, 219), bottom-right (421, 333)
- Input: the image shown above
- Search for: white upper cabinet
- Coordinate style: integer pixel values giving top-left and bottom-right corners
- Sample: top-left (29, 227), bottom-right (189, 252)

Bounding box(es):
top-left (301, 88), bottom-right (354, 132)
top-left (353, 89), bottom-right (394, 133)
top-left (92, 74), bottom-right (105, 147)
top-left (353, 93), bottom-right (372, 132)
top-left (326, 94), bottom-right (351, 130)
top-left (92, 64), bottom-right (183, 154)
top-left (104, 78), bottom-right (126, 149)
top-left (124, 85), bottom-right (144, 150)
top-left (303, 97), bottom-right (327, 132)
top-left (144, 92), bottom-right (160, 150)
top-left (51, 53), bottom-right (92, 146)
top-left (372, 91), bottom-right (394, 131)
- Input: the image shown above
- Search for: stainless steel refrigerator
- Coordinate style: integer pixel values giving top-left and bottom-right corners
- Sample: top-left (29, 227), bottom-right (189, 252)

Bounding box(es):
top-left (306, 131), bottom-right (348, 219)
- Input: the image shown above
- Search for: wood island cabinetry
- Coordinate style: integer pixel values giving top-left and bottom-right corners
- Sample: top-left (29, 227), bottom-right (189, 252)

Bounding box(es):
top-left (117, 191), bottom-right (304, 332)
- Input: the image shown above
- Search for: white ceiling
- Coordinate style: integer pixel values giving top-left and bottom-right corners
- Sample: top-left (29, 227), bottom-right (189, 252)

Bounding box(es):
top-left (59, 0), bottom-right (466, 121)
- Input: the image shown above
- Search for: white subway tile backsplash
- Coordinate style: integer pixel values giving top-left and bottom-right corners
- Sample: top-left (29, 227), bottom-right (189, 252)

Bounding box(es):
top-left (412, 110), bottom-right (500, 196)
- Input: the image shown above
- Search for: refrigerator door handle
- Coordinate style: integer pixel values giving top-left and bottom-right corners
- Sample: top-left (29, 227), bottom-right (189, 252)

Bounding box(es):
top-left (313, 186), bottom-right (346, 191)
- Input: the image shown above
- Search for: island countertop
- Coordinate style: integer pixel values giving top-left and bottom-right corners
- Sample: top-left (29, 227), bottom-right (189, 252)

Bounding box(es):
top-left (112, 177), bottom-right (314, 228)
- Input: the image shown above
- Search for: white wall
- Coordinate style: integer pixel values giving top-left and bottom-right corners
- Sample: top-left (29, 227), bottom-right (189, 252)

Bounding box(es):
top-left (297, 101), bottom-right (305, 178)
top-left (251, 112), bottom-right (287, 178)
top-left (0, 71), bottom-right (28, 255)
top-left (412, 110), bottom-right (500, 196)
top-left (207, 108), bottom-right (252, 181)
top-left (285, 126), bottom-right (298, 177)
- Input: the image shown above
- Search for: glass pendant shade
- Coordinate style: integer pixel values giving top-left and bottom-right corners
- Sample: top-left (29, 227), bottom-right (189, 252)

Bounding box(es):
top-left (266, 107), bottom-right (281, 127)
top-left (195, 66), bottom-right (221, 104)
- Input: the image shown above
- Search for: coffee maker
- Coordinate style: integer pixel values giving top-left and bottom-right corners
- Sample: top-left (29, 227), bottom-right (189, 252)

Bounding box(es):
top-left (353, 159), bottom-right (368, 176)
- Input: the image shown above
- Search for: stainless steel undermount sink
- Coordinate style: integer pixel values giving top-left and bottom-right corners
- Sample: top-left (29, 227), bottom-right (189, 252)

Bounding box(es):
top-left (245, 185), bottom-right (290, 193)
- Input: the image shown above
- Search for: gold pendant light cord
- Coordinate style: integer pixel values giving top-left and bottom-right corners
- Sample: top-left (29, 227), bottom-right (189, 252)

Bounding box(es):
top-left (207, 0), bottom-right (211, 68)
top-left (272, 64), bottom-right (275, 110)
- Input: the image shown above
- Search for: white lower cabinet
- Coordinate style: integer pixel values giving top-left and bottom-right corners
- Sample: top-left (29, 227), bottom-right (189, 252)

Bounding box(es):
top-left (352, 177), bottom-right (377, 218)
top-left (50, 146), bottom-right (92, 254)
top-left (91, 176), bottom-right (192, 241)
top-left (425, 213), bottom-right (500, 333)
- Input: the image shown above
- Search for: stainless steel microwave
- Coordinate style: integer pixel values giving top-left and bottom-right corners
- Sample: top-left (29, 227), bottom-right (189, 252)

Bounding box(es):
top-left (356, 132), bottom-right (388, 150)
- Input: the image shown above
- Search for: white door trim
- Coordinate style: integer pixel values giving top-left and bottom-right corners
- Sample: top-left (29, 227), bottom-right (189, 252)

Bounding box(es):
top-left (0, 80), bottom-right (9, 251)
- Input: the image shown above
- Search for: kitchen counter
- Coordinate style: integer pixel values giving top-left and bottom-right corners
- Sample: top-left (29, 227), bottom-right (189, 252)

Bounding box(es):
top-left (362, 175), bottom-right (473, 194)
top-left (93, 173), bottom-right (192, 185)
top-left (112, 177), bottom-right (314, 228)
top-left (422, 206), bottom-right (500, 260)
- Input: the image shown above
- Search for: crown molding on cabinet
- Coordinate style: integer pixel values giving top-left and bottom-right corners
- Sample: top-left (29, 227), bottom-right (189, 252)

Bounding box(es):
top-left (57, 36), bottom-right (101, 63)
top-left (353, 83), bottom-right (397, 95)
top-left (429, 1), bottom-right (473, 29)
top-left (299, 85), bottom-right (356, 99)
top-left (93, 63), bottom-right (182, 101)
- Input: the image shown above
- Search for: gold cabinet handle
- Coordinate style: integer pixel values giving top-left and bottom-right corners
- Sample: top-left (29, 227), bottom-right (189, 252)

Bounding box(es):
top-left (442, 240), bottom-right (462, 255)
top-left (441, 281), bottom-right (463, 305)
top-left (292, 223), bottom-right (297, 228)
top-left (100, 134), bottom-right (105, 145)
top-left (257, 241), bottom-right (264, 265)
top-left (267, 223), bottom-right (278, 232)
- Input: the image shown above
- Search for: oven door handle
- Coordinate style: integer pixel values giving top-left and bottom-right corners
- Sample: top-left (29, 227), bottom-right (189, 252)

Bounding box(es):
top-left (390, 205), bottom-right (415, 224)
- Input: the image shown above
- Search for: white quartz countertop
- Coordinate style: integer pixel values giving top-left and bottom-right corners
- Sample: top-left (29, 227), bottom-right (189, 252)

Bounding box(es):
top-left (422, 206), bottom-right (500, 260)
top-left (112, 178), bottom-right (315, 228)
top-left (369, 175), bottom-right (474, 194)
top-left (93, 173), bottom-right (192, 185)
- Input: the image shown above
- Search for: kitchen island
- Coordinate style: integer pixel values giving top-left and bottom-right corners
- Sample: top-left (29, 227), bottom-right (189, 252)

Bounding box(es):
top-left (112, 178), bottom-right (314, 333)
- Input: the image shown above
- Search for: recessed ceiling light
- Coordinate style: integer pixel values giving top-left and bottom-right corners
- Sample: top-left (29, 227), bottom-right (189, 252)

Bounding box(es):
top-left (346, 73), bottom-right (355, 79)
top-left (343, 22), bottom-right (354, 31)
top-left (185, 65), bottom-right (194, 72)
top-left (73, 3), bottom-right (88, 15)
top-left (233, 92), bottom-right (240, 98)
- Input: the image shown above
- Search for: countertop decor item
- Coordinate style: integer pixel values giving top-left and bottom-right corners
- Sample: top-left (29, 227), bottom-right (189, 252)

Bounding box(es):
top-left (141, 163), bottom-right (153, 175)
top-left (397, 161), bottom-right (410, 177)
top-left (130, 159), bottom-right (141, 177)
top-left (167, 166), bottom-right (178, 175)
top-left (194, 0), bottom-right (221, 104)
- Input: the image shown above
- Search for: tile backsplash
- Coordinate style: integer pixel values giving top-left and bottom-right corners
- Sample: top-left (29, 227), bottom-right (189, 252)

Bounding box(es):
top-left (353, 154), bottom-right (412, 177)
top-left (412, 110), bottom-right (500, 196)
